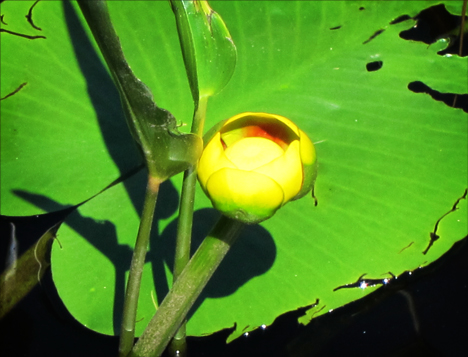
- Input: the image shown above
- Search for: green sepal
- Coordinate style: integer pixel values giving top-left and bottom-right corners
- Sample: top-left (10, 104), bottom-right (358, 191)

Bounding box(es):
top-left (294, 160), bottom-right (318, 201)
top-left (202, 119), bottom-right (229, 147)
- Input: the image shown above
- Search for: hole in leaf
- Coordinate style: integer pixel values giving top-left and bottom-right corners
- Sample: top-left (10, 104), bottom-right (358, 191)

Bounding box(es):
top-left (424, 189), bottom-right (467, 255)
top-left (389, 14), bottom-right (411, 25)
top-left (0, 28), bottom-right (46, 39)
top-left (408, 81), bottom-right (468, 113)
top-left (26, 0), bottom-right (42, 31)
top-left (330, 26), bottom-right (341, 30)
top-left (1, 83), bottom-right (27, 101)
top-left (399, 4), bottom-right (467, 56)
top-left (359, 7), bottom-right (365, 11)
top-left (334, 273), bottom-right (395, 291)
top-left (366, 61), bottom-right (383, 72)
top-left (363, 29), bottom-right (385, 44)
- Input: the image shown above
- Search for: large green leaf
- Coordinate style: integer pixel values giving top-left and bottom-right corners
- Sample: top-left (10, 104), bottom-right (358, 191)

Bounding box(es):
top-left (0, 0), bottom-right (186, 215)
top-left (2, 0), bottom-right (466, 343)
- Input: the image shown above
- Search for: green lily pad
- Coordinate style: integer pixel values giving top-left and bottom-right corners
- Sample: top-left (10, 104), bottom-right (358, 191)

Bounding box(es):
top-left (2, 0), bottom-right (466, 343)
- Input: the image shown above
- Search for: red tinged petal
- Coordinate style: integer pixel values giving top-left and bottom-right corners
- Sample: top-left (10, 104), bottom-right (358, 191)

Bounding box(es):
top-left (242, 124), bottom-right (289, 149)
top-left (221, 115), bottom-right (299, 149)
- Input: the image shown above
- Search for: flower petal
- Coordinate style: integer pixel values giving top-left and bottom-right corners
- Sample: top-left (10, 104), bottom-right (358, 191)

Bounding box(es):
top-left (224, 137), bottom-right (284, 171)
top-left (299, 129), bottom-right (316, 165)
top-left (292, 129), bottom-right (317, 200)
top-left (254, 140), bottom-right (303, 203)
top-left (206, 168), bottom-right (284, 224)
top-left (224, 112), bottom-right (300, 136)
top-left (198, 132), bottom-right (236, 189)
top-left (221, 112), bottom-right (299, 149)
top-left (294, 160), bottom-right (318, 200)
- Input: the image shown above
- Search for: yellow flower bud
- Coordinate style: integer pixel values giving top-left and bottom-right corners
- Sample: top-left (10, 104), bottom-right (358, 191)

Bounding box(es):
top-left (198, 112), bottom-right (317, 224)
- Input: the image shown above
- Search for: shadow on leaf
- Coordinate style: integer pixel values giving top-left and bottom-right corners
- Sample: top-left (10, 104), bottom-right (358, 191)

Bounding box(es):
top-left (154, 208), bottom-right (277, 319)
top-left (13, 174), bottom-right (180, 335)
top-left (63, 0), bottom-right (145, 212)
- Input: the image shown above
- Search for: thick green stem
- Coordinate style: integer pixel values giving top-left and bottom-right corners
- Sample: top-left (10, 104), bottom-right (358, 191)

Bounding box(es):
top-left (130, 215), bottom-right (244, 357)
top-left (119, 176), bottom-right (161, 357)
top-left (173, 96), bottom-right (208, 281)
top-left (170, 97), bottom-right (208, 355)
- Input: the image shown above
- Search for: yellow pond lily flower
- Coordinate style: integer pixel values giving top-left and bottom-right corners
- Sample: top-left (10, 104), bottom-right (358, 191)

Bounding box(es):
top-left (198, 112), bottom-right (317, 224)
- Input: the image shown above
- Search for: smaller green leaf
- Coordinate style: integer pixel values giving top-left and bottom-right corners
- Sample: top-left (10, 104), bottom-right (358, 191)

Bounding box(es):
top-left (78, 0), bottom-right (202, 181)
top-left (171, 0), bottom-right (237, 101)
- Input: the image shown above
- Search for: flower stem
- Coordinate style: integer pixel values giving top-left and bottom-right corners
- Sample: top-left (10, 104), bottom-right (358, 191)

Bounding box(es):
top-left (173, 97), bottom-right (208, 280)
top-left (130, 215), bottom-right (244, 357)
top-left (119, 176), bottom-right (161, 357)
top-left (169, 96), bottom-right (208, 356)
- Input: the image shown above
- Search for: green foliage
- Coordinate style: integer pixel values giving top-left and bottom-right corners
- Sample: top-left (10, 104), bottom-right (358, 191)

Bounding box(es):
top-left (171, 0), bottom-right (237, 101)
top-left (1, 0), bottom-right (466, 344)
top-left (78, 0), bottom-right (202, 182)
